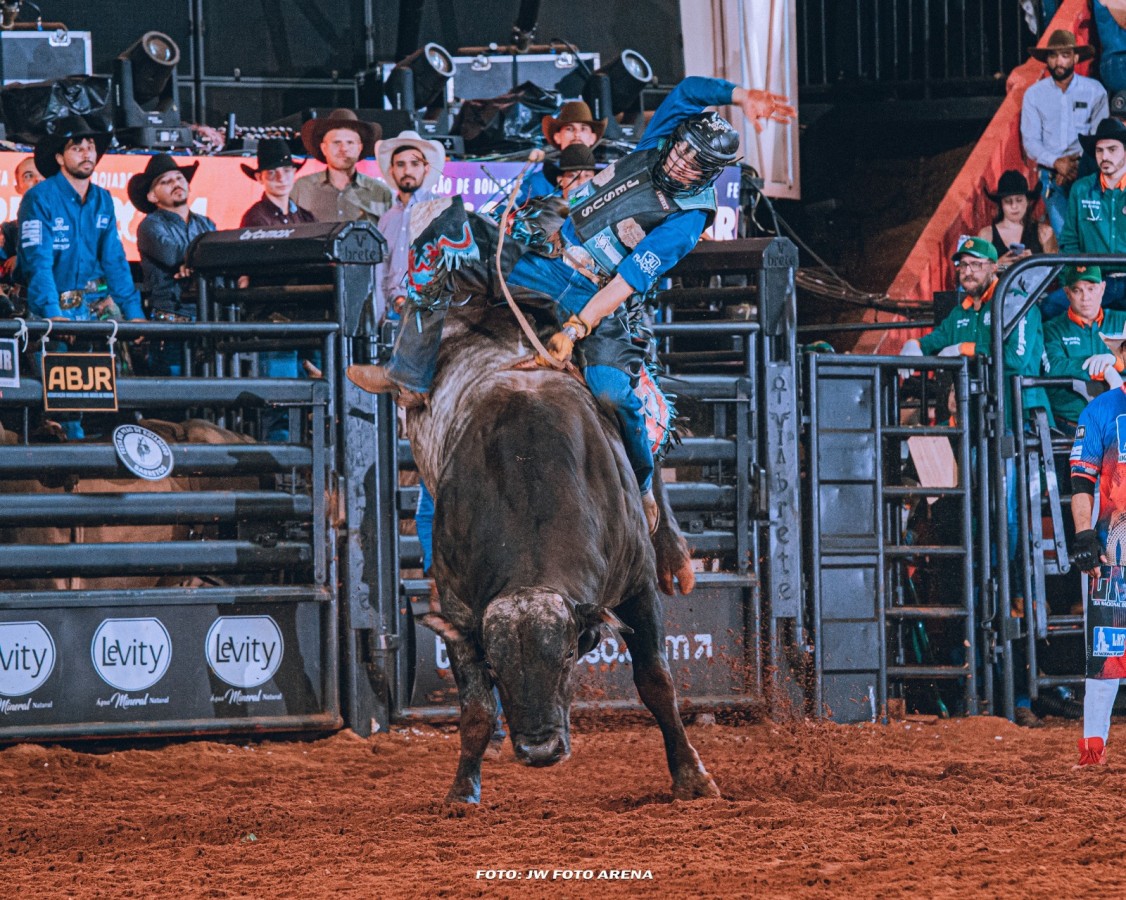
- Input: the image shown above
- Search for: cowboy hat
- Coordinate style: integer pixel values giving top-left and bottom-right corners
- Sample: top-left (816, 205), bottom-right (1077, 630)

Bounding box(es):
top-left (375, 129), bottom-right (445, 193)
top-left (543, 143), bottom-right (597, 186)
top-left (542, 100), bottom-right (606, 147)
top-left (33, 116), bottom-right (112, 177)
top-left (1079, 115), bottom-right (1126, 154)
top-left (127, 154), bottom-right (200, 214)
top-left (240, 138), bottom-right (306, 180)
top-left (299, 108), bottom-right (380, 163)
top-left (985, 169), bottom-right (1041, 204)
top-left (1029, 28), bottom-right (1095, 63)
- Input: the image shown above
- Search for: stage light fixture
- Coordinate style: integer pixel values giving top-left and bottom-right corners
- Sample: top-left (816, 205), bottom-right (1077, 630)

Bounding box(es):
top-left (387, 42), bottom-right (455, 112)
top-left (583, 49), bottom-right (653, 118)
top-left (114, 30), bottom-right (191, 149)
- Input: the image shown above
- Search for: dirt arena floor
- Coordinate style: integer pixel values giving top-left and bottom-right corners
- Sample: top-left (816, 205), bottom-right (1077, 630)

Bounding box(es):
top-left (2, 714), bottom-right (1121, 898)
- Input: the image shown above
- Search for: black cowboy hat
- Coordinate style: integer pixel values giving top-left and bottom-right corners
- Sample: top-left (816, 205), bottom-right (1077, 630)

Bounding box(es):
top-left (240, 138), bottom-right (307, 179)
top-left (33, 116), bottom-right (112, 177)
top-left (126, 154), bottom-right (200, 214)
top-left (299, 108), bottom-right (380, 163)
top-left (1029, 29), bottom-right (1095, 63)
top-left (985, 169), bottom-right (1041, 204)
top-left (1080, 116), bottom-right (1126, 155)
top-left (543, 143), bottom-right (597, 186)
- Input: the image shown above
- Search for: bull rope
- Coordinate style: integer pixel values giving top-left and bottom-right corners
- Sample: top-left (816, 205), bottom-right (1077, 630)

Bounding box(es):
top-left (493, 157), bottom-right (566, 371)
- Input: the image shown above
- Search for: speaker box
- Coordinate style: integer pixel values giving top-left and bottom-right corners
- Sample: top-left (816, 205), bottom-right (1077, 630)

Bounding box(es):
top-left (0, 30), bottom-right (92, 85)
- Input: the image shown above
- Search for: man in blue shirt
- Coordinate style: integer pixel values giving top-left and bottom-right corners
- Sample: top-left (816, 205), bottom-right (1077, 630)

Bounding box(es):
top-left (349, 77), bottom-right (794, 528)
top-left (18, 118), bottom-right (144, 323)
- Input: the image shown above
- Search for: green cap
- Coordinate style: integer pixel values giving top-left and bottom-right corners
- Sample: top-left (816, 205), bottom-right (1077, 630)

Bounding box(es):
top-left (1062, 264), bottom-right (1103, 286)
top-left (952, 236), bottom-right (999, 263)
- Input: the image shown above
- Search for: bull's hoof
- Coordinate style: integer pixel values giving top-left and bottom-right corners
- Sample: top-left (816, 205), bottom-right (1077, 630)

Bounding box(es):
top-left (672, 770), bottom-right (722, 801)
top-left (444, 781), bottom-right (481, 804)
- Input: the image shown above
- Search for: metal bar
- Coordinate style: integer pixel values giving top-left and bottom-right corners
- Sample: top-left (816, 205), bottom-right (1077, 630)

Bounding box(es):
top-left (882, 485), bottom-right (968, 498)
top-left (212, 285), bottom-right (337, 302)
top-left (885, 606), bottom-right (970, 619)
top-left (0, 541), bottom-right (312, 577)
top-left (657, 287), bottom-right (758, 306)
top-left (651, 322), bottom-right (760, 337)
top-left (796, 320), bottom-right (933, 335)
top-left (0, 492), bottom-right (312, 526)
top-left (0, 321), bottom-right (338, 338)
top-left (875, 363), bottom-right (888, 723)
top-left (883, 545), bottom-right (969, 557)
top-left (807, 353), bottom-right (825, 716)
top-left (887, 665), bottom-right (972, 678)
top-left (0, 713), bottom-right (342, 742)
top-left (0, 444), bottom-right (312, 476)
top-left (0, 585), bottom-right (330, 609)
top-left (1036, 407), bottom-right (1071, 571)
top-left (0, 377), bottom-right (322, 409)
top-left (956, 359), bottom-right (978, 714)
top-left (312, 399), bottom-right (327, 585)
top-left (1011, 374), bottom-right (1035, 703)
top-left (881, 425), bottom-right (965, 437)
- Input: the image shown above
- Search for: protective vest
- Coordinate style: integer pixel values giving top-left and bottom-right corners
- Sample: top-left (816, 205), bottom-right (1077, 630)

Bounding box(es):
top-left (566, 148), bottom-right (716, 276)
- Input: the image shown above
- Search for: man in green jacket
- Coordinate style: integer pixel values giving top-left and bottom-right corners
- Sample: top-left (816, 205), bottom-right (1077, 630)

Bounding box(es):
top-left (900, 236), bottom-right (1048, 419)
top-left (1059, 116), bottom-right (1126, 309)
top-left (1043, 264), bottom-right (1126, 430)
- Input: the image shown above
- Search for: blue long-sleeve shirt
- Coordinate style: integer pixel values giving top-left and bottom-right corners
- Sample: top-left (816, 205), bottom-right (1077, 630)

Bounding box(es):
top-left (558, 76), bottom-right (736, 293)
top-left (18, 173), bottom-right (143, 319)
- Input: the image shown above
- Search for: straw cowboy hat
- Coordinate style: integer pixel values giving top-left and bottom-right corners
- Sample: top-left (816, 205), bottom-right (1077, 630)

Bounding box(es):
top-left (541, 100), bottom-right (606, 146)
top-left (127, 154), bottom-right (200, 213)
top-left (34, 116), bottom-right (112, 177)
top-left (240, 138), bottom-right (306, 179)
top-left (300, 108), bottom-right (380, 163)
top-left (375, 129), bottom-right (445, 193)
top-left (985, 169), bottom-right (1041, 204)
top-left (1029, 29), bottom-right (1095, 63)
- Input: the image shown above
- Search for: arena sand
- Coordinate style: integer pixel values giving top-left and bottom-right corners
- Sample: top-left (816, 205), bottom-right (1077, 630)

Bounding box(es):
top-left (0, 715), bottom-right (1117, 898)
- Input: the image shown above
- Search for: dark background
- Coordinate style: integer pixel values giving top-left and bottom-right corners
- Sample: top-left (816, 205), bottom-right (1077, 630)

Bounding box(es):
top-left (38, 0), bottom-right (685, 126)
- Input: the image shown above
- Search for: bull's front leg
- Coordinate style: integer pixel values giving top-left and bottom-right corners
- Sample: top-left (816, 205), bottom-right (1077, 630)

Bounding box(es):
top-left (444, 638), bottom-right (499, 804)
top-left (617, 589), bottom-right (721, 801)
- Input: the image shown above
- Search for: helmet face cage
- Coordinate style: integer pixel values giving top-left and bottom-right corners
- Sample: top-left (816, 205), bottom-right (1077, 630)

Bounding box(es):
top-left (652, 112), bottom-right (739, 197)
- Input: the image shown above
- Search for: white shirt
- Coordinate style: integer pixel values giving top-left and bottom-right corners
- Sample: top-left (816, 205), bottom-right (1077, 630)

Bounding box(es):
top-left (1020, 73), bottom-right (1109, 168)
top-left (378, 187), bottom-right (437, 320)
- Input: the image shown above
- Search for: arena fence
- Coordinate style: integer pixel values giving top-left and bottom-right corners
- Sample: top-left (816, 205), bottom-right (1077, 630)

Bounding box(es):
top-left (0, 319), bottom-right (340, 739)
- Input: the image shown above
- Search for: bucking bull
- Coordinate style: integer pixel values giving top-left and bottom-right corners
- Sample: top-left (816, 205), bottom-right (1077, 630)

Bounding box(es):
top-left (352, 239), bottom-right (720, 804)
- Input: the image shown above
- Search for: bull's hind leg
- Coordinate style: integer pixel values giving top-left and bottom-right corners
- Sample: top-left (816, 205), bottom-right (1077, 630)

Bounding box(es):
top-left (444, 640), bottom-right (500, 804)
top-left (617, 589), bottom-right (721, 800)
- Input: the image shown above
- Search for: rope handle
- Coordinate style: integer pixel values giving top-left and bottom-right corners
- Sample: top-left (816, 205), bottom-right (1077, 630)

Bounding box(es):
top-left (494, 151), bottom-right (566, 371)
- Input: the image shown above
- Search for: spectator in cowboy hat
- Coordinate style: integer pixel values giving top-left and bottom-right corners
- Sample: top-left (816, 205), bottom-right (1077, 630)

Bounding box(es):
top-left (130, 154), bottom-right (215, 374)
top-left (1020, 28), bottom-right (1108, 236)
top-left (18, 117), bottom-right (143, 325)
top-left (543, 143), bottom-right (598, 201)
top-left (1060, 117), bottom-right (1126, 311)
top-left (291, 108), bottom-right (390, 223)
top-left (239, 138), bottom-right (314, 228)
top-left (516, 100), bottom-right (607, 205)
top-left (977, 169), bottom-right (1057, 268)
top-left (18, 116), bottom-right (144, 439)
top-left (376, 129), bottom-right (445, 321)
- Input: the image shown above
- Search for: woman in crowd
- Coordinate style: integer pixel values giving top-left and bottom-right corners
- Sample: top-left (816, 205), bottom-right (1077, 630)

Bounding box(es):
top-left (977, 169), bottom-right (1058, 268)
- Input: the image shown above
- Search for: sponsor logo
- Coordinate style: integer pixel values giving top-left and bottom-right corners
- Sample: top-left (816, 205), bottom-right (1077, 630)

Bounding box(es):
top-left (1117, 414), bottom-right (1126, 463)
top-left (1077, 425), bottom-right (1086, 439)
top-left (112, 424), bottom-right (174, 480)
top-left (576, 177), bottom-right (641, 219)
top-left (1094, 626), bottom-right (1126, 657)
top-left (95, 214), bottom-right (110, 230)
top-left (205, 616), bottom-right (283, 688)
top-left (53, 217), bottom-right (68, 232)
top-left (20, 219), bottom-right (41, 247)
top-left (1061, 336), bottom-right (1081, 346)
top-left (0, 621), bottom-right (56, 697)
top-left (239, 228), bottom-right (295, 241)
top-left (91, 618), bottom-right (172, 691)
top-left (635, 250), bottom-right (662, 278)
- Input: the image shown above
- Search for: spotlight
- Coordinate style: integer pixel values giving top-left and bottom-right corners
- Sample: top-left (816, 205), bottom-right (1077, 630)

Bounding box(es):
top-left (114, 31), bottom-right (191, 148)
top-left (583, 49), bottom-right (653, 117)
top-left (386, 42), bottom-right (455, 112)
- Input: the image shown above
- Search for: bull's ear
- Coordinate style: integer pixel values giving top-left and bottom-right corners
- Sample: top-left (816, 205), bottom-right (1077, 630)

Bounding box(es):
top-left (418, 613), bottom-right (467, 643)
top-left (600, 608), bottom-right (634, 635)
top-left (576, 604), bottom-right (634, 636)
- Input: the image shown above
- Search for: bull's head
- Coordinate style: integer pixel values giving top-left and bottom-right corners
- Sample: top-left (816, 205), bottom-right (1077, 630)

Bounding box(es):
top-left (421, 590), bottom-right (631, 768)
